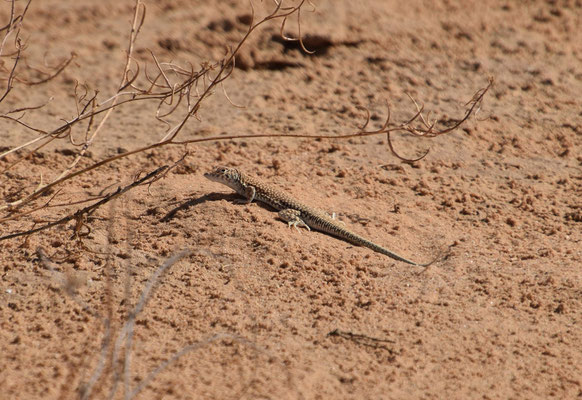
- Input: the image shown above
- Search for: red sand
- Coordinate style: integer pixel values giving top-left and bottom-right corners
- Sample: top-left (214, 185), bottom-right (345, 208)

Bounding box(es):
top-left (1, 1), bottom-right (580, 399)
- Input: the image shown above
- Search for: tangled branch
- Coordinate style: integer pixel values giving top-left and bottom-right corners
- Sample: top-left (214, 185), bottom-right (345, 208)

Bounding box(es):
top-left (0, 165), bottom-right (169, 242)
top-left (0, 0), bottom-right (492, 244)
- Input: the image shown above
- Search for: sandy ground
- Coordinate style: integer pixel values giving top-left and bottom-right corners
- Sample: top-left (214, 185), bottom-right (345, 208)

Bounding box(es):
top-left (1, 0), bottom-right (581, 399)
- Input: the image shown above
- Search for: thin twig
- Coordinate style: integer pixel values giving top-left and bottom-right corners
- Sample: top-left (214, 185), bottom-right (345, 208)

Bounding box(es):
top-left (0, 166), bottom-right (168, 241)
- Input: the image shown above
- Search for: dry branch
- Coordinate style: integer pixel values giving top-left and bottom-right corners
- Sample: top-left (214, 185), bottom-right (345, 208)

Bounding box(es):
top-left (77, 248), bottom-right (191, 400)
top-left (0, 2), bottom-right (497, 398)
top-left (0, 165), bottom-right (168, 241)
top-left (0, 1), bottom-right (317, 218)
top-left (1, 0), bottom-right (492, 251)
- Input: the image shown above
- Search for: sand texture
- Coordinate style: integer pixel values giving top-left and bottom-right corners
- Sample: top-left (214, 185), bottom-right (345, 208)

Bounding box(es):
top-left (1, 1), bottom-right (581, 399)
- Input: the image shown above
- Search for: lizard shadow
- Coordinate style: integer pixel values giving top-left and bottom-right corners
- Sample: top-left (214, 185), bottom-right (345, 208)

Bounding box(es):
top-left (160, 193), bottom-right (240, 222)
top-left (161, 192), bottom-right (283, 223)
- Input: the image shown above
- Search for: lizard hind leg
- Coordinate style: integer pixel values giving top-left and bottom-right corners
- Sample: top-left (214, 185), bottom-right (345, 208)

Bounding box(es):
top-left (278, 209), bottom-right (311, 232)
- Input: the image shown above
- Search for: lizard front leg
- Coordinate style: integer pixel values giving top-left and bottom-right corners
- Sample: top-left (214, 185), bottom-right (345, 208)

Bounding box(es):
top-left (234, 185), bottom-right (256, 204)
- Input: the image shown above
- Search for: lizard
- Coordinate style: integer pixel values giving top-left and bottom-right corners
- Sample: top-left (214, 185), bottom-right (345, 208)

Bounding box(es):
top-left (204, 166), bottom-right (437, 267)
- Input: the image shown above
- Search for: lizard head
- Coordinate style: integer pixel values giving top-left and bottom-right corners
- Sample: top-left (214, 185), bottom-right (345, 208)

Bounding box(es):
top-left (204, 166), bottom-right (241, 187)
